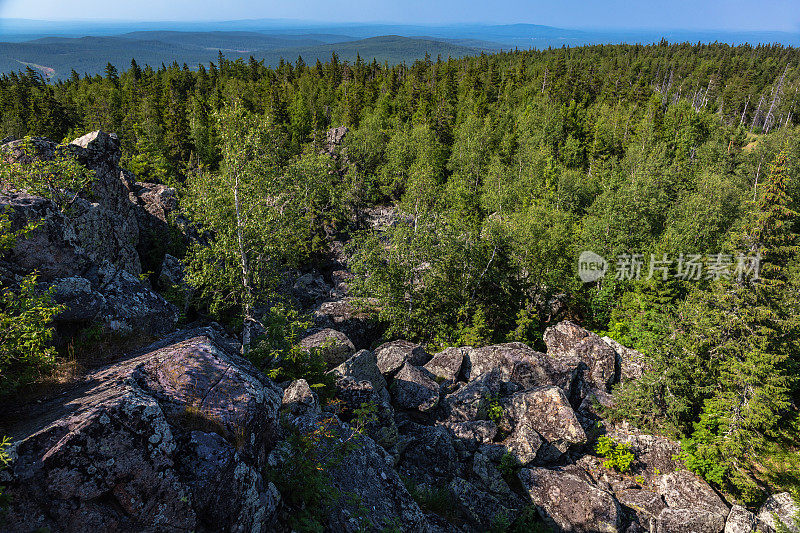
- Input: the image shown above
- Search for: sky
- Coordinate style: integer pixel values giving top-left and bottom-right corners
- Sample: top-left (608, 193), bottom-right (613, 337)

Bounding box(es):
top-left (0, 0), bottom-right (799, 31)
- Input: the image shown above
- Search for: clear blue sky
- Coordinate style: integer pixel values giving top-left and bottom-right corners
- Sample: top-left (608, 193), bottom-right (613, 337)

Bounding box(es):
top-left (1, 0), bottom-right (798, 31)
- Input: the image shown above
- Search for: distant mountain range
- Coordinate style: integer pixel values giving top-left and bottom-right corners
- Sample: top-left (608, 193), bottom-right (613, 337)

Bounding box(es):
top-left (1, 19), bottom-right (799, 78)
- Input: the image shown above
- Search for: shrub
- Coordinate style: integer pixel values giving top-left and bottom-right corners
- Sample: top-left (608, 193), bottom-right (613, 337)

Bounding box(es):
top-left (249, 306), bottom-right (335, 399)
top-left (0, 138), bottom-right (92, 211)
top-left (0, 435), bottom-right (10, 511)
top-left (0, 273), bottom-right (65, 394)
top-left (596, 436), bottom-right (634, 473)
top-left (487, 394), bottom-right (503, 424)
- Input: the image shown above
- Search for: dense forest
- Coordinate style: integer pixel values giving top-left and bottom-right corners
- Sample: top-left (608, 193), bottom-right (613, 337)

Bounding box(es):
top-left (3, 41), bottom-right (800, 508)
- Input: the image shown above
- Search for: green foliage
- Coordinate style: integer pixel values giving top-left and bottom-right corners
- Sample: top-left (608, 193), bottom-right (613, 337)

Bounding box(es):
top-left (595, 436), bottom-right (635, 473)
top-left (0, 273), bottom-right (64, 394)
top-left (249, 306), bottom-right (335, 399)
top-left (401, 476), bottom-right (455, 520)
top-left (498, 451), bottom-right (521, 479)
top-left (487, 394), bottom-right (503, 424)
top-left (0, 435), bottom-right (10, 512)
top-left (0, 138), bottom-right (92, 211)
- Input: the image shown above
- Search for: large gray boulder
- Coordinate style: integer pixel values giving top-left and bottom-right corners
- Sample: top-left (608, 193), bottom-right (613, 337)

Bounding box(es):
top-left (505, 386), bottom-right (587, 463)
top-left (299, 328), bottom-right (355, 367)
top-left (376, 339), bottom-right (431, 376)
top-left (391, 362), bottom-right (440, 413)
top-left (466, 342), bottom-right (557, 390)
top-left (653, 470), bottom-right (729, 531)
top-left (757, 492), bottom-right (799, 533)
top-left (424, 346), bottom-right (467, 383)
top-left (725, 505), bottom-right (757, 533)
top-left (275, 411), bottom-right (430, 532)
top-left (2, 326), bottom-right (283, 533)
top-left (329, 349), bottom-right (386, 392)
top-left (602, 336), bottom-right (648, 382)
top-left (282, 379), bottom-right (320, 416)
top-left (518, 466), bottom-right (622, 532)
top-left (544, 321), bottom-right (619, 391)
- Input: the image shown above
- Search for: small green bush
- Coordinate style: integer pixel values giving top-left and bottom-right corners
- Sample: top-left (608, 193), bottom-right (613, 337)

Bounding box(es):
top-left (0, 435), bottom-right (10, 511)
top-left (596, 436), bottom-right (634, 473)
top-left (487, 394), bottom-right (503, 424)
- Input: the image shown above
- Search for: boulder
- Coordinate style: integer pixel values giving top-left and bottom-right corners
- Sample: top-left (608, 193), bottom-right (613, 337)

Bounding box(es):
top-left (2, 326), bottom-right (283, 533)
top-left (472, 450), bottom-right (514, 497)
top-left (332, 377), bottom-right (398, 453)
top-left (282, 379), bottom-right (320, 416)
top-left (602, 336), bottom-right (648, 382)
top-left (443, 420), bottom-right (497, 452)
top-left (544, 321), bottom-right (619, 391)
top-left (329, 349), bottom-right (386, 392)
top-left (277, 411), bottom-right (430, 532)
top-left (505, 386), bottom-right (587, 463)
top-left (616, 489), bottom-right (666, 529)
top-left (654, 470), bottom-right (729, 516)
top-left (375, 339), bottom-right (431, 376)
top-left (725, 505), bottom-right (757, 533)
top-left (397, 423), bottom-right (463, 485)
top-left (424, 346), bottom-right (467, 383)
top-left (466, 342), bottom-right (556, 389)
top-left (518, 467), bottom-right (622, 532)
top-left (654, 507), bottom-right (727, 533)
top-left (449, 477), bottom-right (522, 531)
top-left (391, 362), bottom-right (440, 413)
top-left (757, 492), bottom-right (799, 533)
top-left (299, 328), bottom-right (356, 367)
top-left (292, 272), bottom-right (331, 307)
top-left (440, 372), bottom-right (501, 424)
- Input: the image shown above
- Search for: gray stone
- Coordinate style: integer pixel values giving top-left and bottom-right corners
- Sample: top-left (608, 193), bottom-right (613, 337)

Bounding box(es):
top-left (757, 492), bottom-right (799, 533)
top-left (282, 379), bottom-right (320, 416)
top-left (375, 339), bottom-right (431, 376)
top-left (299, 328), bottom-right (356, 367)
top-left (505, 386), bottom-right (586, 462)
top-left (424, 346), bottom-right (466, 383)
top-left (518, 467), bottom-right (622, 532)
top-left (329, 349), bottom-right (386, 392)
top-left (2, 326), bottom-right (282, 533)
top-left (725, 505), bottom-right (756, 533)
top-left (544, 321), bottom-right (619, 391)
top-left (391, 362), bottom-right (439, 413)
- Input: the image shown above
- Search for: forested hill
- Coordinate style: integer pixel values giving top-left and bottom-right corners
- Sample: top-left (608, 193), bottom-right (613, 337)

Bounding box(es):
top-left (0, 34), bottom-right (491, 79)
top-left (3, 41), bottom-right (800, 505)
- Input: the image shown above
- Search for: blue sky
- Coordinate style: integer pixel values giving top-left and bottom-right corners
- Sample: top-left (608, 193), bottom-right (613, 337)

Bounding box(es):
top-left (0, 0), bottom-right (798, 31)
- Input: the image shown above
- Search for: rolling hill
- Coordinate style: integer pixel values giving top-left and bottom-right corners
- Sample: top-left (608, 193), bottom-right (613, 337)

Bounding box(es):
top-left (0, 33), bottom-right (491, 78)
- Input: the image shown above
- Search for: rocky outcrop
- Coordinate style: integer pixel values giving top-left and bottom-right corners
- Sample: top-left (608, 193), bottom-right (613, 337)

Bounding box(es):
top-left (544, 320), bottom-right (619, 393)
top-left (2, 325), bottom-right (283, 533)
top-left (1, 132), bottom-right (181, 338)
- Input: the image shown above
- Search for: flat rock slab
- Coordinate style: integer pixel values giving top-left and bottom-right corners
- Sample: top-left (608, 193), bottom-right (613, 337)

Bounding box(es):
top-left (1, 325), bottom-right (283, 533)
